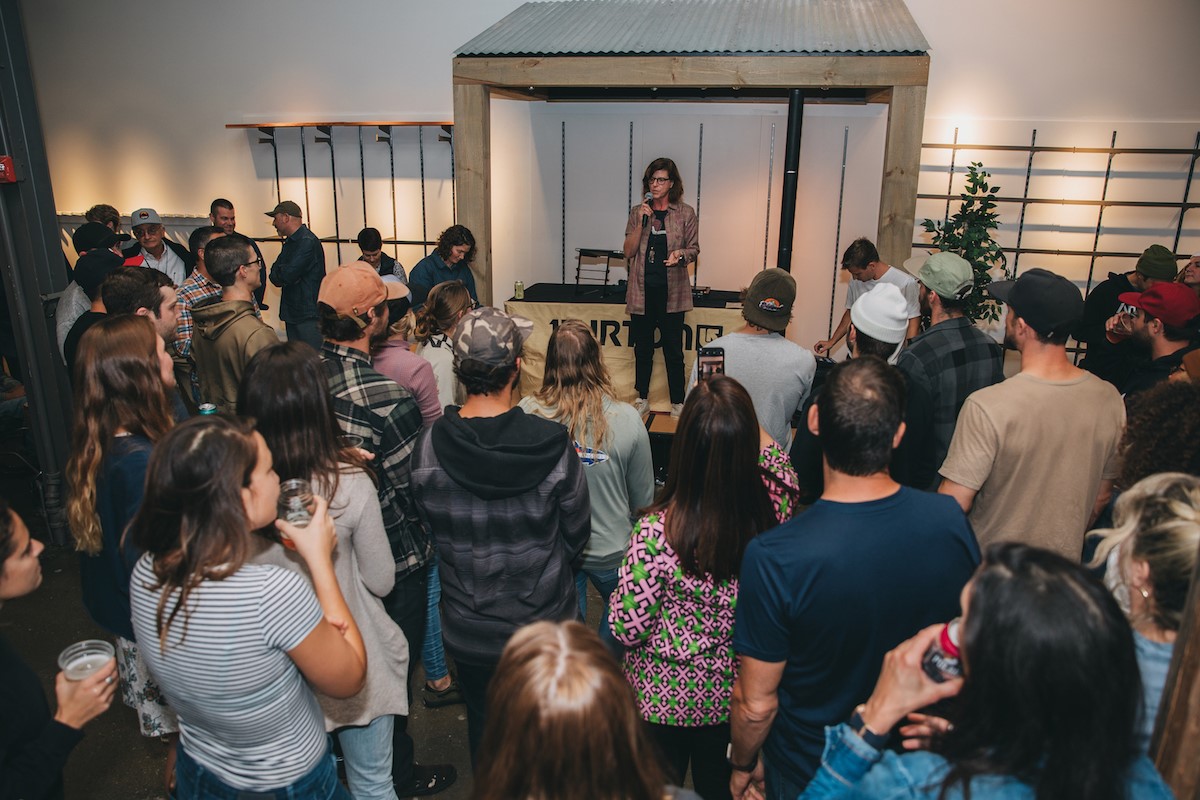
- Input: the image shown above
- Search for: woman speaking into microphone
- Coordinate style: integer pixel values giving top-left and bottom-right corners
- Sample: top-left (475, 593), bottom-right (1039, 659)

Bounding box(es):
top-left (623, 157), bottom-right (700, 418)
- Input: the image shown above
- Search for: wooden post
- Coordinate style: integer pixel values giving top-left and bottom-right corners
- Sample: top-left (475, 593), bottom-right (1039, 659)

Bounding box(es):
top-left (1152, 538), bottom-right (1200, 797)
top-left (452, 81), bottom-right (492, 306)
top-left (876, 84), bottom-right (927, 270)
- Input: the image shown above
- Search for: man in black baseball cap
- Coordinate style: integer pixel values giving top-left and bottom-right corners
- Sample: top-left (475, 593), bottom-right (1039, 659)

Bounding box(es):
top-left (267, 200), bottom-right (325, 349)
top-left (938, 267), bottom-right (1125, 563)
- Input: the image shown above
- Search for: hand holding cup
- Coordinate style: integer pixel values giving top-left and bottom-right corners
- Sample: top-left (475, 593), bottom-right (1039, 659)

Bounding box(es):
top-left (277, 494), bottom-right (336, 563)
top-left (53, 655), bottom-right (117, 730)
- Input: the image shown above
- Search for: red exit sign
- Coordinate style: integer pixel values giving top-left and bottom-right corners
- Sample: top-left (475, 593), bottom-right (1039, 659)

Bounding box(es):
top-left (0, 156), bottom-right (14, 183)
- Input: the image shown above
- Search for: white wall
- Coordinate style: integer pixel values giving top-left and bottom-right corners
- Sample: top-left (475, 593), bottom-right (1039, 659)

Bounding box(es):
top-left (19, 0), bottom-right (1200, 348)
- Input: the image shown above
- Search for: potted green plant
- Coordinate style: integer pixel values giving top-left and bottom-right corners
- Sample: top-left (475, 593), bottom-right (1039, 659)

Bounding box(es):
top-left (921, 162), bottom-right (1012, 324)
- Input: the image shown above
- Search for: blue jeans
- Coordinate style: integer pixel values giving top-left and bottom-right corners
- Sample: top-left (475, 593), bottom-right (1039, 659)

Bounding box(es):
top-left (175, 739), bottom-right (351, 800)
top-left (576, 567), bottom-right (621, 650)
top-left (421, 561), bottom-right (449, 683)
top-left (337, 715), bottom-right (398, 800)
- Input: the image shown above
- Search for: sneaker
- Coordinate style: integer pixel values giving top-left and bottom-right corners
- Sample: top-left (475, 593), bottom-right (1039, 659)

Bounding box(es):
top-left (398, 764), bottom-right (457, 798)
top-left (633, 397), bottom-right (649, 416)
top-left (670, 402), bottom-right (684, 418)
top-left (422, 678), bottom-right (465, 708)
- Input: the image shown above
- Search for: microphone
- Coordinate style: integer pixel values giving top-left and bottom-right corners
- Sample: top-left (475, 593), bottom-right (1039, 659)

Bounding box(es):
top-left (642, 191), bottom-right (652, 228)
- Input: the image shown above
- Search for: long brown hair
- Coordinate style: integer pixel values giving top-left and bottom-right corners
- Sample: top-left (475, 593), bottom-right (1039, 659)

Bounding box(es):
top-left (651, 376), bottom-right (779, 582)
top-left (414, 280), bottom-right (473, 344)
top-left (237, 341), bottom-right (374, 505)
top-left (129, 416), bottom-right (260, 648)
top-left (66, 315), bottom-right (174, 554)
top-left (529, 320), bottom-right (616, 447)
top-left (473, 621), bottom-right (667, 800)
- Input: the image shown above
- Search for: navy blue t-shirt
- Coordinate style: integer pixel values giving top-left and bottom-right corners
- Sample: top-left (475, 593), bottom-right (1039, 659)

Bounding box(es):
top-left (733, 486), bottom-right (980, 788)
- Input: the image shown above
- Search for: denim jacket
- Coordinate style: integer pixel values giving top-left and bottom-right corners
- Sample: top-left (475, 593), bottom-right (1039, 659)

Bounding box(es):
top-left (799, 723), bottom-right (1173, 799)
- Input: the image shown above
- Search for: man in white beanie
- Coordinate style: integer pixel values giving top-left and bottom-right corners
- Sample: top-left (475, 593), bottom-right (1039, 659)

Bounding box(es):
top-left (848, 283), bottom-right (909, 363)
top-left (788, 283), bottom-right (920, 497)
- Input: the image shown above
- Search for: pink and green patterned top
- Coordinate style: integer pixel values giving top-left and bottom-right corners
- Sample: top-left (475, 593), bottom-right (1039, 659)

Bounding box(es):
top-left (609, 443), bottom-right (799, 726)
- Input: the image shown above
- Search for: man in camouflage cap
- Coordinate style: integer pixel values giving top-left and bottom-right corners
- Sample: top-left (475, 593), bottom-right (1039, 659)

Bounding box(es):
top-left (410, 306), bottom-right (590, 761)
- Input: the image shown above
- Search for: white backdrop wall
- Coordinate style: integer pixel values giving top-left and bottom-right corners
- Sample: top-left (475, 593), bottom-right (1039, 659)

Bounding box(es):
top-left (18, 0), bottom-right (1200, 352)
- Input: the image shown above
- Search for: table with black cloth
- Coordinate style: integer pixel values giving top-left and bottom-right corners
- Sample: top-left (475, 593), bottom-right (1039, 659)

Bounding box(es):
top-left (505, 283), bottom-right (744, 410)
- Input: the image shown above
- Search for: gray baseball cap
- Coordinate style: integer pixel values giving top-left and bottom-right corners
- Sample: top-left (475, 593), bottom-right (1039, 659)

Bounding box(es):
top-left (453, 307), bottom-right (533, 368)
top-left (130, 208), bottom-right (162, 228)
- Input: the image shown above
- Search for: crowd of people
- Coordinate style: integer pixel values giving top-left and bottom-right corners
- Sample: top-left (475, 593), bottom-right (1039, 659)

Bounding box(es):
top-left (0, 187), bottom-right (1197, 800)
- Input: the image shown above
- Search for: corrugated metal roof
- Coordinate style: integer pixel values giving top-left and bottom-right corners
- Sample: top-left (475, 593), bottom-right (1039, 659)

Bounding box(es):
top-left (457, 0), bottom-right (929, 57)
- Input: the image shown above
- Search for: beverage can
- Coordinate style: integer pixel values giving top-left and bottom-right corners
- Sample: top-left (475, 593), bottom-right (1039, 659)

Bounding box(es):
top-left (921, 618), bottom-right (962, 683)
top-left (198, 403), bottom-right (218, 415)
top-left (514, 280), bottom-right (525, 300)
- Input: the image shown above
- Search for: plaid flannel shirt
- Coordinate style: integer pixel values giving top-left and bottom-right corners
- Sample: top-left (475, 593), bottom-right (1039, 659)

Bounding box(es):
top-left (896, 317), bottom-right (1004, 479)
top-left (623, 200), bottom-right (699, 316)
top-left (323, 341), bottom-right (430, 574)
top-left (173, 271), bottom-right (222, 361)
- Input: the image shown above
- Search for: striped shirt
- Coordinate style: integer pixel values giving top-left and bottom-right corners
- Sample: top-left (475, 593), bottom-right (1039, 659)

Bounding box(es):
top-left (323, 341), bottom-right (430, 574)
top-left (129, 557), bottom-right (326, 791)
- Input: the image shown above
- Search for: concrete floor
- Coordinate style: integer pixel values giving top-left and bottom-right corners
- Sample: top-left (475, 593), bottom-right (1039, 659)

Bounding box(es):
top-left (3, 476), bottom-right (626, 799)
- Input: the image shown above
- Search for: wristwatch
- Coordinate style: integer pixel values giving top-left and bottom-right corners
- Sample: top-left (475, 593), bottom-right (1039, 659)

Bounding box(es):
top-left (725, 743), bottom-right (759, 772)
top-left (849, 704), bottom-right (891, 750)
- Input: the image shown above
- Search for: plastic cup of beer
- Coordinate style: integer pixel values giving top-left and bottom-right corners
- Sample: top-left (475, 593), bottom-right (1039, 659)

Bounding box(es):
top-left (277, 478), bottom-right (315, 538)
top-left (338, 434), bottom-right (365, 451)
top-left (58, 640), bottom-right (115, 681)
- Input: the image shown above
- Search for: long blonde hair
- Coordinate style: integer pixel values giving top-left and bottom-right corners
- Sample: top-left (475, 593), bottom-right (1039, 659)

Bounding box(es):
top-left (414, 280), bottom-right (472, 344)
top-left (1089, 472), bottom-right (1200, 632)
top-left (529, 320), bottom-right (616, 447)
top-left (65, 316), bottom-right (174, 554)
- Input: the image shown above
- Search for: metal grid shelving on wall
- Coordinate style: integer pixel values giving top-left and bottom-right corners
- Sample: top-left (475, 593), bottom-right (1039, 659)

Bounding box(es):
top-left (912, 129), bottom-right (1200, 299)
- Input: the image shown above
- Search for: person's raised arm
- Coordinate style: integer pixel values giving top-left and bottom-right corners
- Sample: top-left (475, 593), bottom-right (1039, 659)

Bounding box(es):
top-left (815, 310), bottom-right (852, 356)
top-left (623, 204), bottom-right (650, 262)
top-left (1, 659), bottom-right (117, 800)
top-left (281, 496), bottom-right (367, 698)
top-left (800, 626), bottom-right (961, 799)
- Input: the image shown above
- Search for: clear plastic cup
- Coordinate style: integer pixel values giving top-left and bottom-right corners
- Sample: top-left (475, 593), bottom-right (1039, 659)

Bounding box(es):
top-left (58, 640), bottom-right (115, 681)
top-left (338, 434), bottom-right (365, 451)
top-left (278, 478), bottom-right (314, 531)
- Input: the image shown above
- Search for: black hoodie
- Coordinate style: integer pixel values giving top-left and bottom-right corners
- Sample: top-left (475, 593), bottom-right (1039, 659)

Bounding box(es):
top-left (412, 407), bottom-right (590, 663)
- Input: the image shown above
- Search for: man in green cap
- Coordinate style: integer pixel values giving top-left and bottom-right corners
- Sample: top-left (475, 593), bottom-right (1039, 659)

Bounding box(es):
top-left (1078, 243), bottom-right (1179, 387)
top-left (894, 252), bottom-right (1004, 489)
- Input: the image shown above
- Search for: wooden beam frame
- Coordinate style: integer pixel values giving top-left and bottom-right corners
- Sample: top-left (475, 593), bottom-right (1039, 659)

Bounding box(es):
top-left (877, 84), bottom-right (927, 268)
top-left (453, 83), bottom-right (492, 306)
top-left (453, 55), bottom-right (929, 89)
top-left (451, 53), bottom-right (929, 303)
